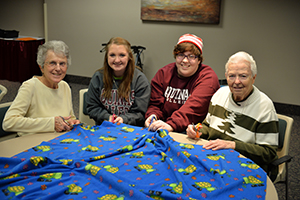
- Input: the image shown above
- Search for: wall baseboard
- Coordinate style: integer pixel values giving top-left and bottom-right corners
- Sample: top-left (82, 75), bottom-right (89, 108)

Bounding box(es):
top-left (64, 74), bottom-right (91, 86)
top-left (65, 74), bottom-right (300, 116)
top-left (274, 102), bottom-right (300, 117)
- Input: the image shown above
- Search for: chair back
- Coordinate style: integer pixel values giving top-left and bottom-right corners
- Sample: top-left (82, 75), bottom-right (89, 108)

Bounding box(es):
top-left (277, 114), bottom-right (293, 159)
top-left (0, 84), bottom-right (8, 102)
top-left (0, 102), bottom-right (16, 137)
top-left (274, 114), bottom-right (294, 183)
top-left (79, 89), bottom-right (95, 125)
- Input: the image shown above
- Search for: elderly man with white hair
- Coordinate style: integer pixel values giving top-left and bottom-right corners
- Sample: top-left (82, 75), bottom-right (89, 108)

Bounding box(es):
top-left (186, 51), bottom-right (278, 174)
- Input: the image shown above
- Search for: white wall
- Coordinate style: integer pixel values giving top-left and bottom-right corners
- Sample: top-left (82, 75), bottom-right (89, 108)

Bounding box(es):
top-left (0, 0), bottom-right (44, 37)
top-left (1, 0), bottom-right (299, 106)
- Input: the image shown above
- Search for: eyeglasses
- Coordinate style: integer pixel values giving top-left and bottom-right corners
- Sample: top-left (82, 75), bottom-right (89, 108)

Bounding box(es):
top-left (176, 53), bottom-right (199, 61)
top-left (227, 74), bottom-right (250, 81)
top-left (45, 61), bottom-right (67, 68)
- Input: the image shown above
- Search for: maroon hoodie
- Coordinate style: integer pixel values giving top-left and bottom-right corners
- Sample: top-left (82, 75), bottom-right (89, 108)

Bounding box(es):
top-left (145, 62), bottom-right (220, 132)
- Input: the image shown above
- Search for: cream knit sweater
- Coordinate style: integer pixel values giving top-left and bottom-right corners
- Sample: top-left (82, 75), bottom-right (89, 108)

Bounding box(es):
top-left (3, 77), bottom-right (76, 136)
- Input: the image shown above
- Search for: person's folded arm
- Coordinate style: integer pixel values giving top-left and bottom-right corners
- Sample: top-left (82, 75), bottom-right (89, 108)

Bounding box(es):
top-left (235, 140), bottom-right (278, 171)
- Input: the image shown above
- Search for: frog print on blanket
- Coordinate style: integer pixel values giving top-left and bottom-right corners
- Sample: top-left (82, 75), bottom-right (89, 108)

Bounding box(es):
top-left (0, 122), bottom-right (268, 200)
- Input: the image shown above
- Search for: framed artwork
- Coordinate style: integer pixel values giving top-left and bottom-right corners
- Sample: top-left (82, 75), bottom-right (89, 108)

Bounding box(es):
top-left (141, 0), bottom-right (221, 24)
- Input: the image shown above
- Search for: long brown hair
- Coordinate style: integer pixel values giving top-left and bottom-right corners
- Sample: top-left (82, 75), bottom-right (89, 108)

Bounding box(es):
top-left (99, 37), bottom-right (135, 101)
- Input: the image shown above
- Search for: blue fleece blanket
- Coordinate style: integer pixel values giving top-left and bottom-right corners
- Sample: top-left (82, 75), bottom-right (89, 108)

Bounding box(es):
top-left (0, 121), bottom-right (266, 199)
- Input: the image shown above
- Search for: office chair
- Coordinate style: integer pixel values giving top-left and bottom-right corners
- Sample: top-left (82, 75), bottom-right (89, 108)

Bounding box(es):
top-left (0, 84), bottom-right (7, 102)
top-left (79, 89), bottom-right (95, 126)
top-left (268, 114), bottom-right (294, 200)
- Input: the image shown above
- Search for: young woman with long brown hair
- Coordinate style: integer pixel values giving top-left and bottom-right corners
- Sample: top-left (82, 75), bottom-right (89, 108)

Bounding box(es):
top-left (86, 37), bottom-right (150, 126)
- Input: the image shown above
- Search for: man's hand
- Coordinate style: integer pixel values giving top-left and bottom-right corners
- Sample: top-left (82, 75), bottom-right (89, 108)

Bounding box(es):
top-left (186, 124), bottom-right (202, 139)
top-left (202, 139), bottom-right (236, 150)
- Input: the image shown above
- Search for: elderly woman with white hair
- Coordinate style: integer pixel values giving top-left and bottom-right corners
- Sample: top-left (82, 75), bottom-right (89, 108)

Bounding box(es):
top-left (186, 51), bottom-right (279, 174)
top-left (3, 40), bottom-right (80, 136)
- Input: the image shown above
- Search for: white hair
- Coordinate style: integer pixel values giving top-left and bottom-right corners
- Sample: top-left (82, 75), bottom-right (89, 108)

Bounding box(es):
top-left (225, 51), bottom-right (257, 77)
top-left (36, 40), bottom-right (71, 68)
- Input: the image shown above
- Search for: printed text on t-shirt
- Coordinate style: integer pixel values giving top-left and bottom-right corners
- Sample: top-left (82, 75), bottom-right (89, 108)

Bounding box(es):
top-left (100, 89), bottom-right (135, 115)
top-left (164, 86), bottom-right (189, 104)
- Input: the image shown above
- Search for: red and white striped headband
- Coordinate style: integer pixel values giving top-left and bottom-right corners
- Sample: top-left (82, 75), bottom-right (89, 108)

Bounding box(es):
top-left (177, 33), bottom-right (203, 54)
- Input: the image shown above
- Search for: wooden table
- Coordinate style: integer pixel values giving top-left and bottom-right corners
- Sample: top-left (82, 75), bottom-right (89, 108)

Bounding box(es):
top-left (0, 131), bottom-right (278, 200)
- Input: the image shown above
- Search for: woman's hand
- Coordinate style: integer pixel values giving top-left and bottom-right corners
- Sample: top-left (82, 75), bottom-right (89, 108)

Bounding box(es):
top-left (109, 115), bottom-right (123, 124)
top-left (68, 118), bottom-right (81, 126)
top-left (148, 120), bottom-right (173, 132)
top-left (55, 116), bottom-right (72, 132)
top-left (145, 114), bottom-right (157, 127)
